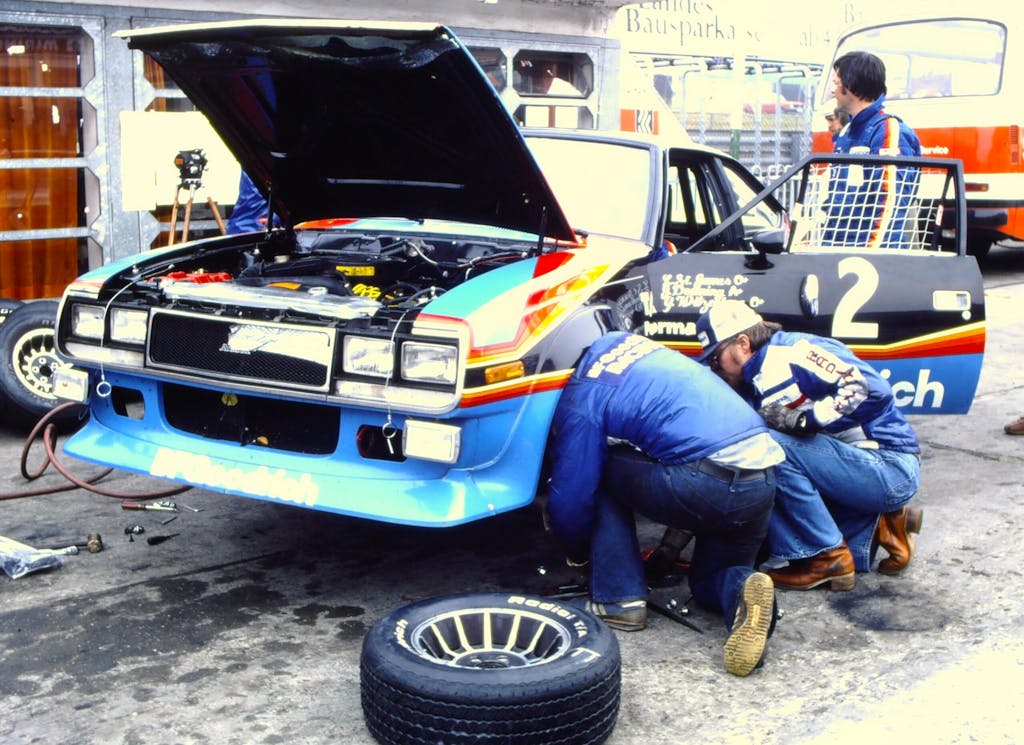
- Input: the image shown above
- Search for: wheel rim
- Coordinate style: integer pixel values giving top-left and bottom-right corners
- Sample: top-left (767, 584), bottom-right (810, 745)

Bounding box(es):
top-left (410, 607), bottom-right (572, 669)
top-left (11, 327), bottom-right (62, 400)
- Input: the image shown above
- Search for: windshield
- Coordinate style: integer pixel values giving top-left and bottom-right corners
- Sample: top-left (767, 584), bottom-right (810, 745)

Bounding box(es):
top-left (829, 19), bottom-right (1006, 102)
top-left (525, 136), bottom-right (655, 242)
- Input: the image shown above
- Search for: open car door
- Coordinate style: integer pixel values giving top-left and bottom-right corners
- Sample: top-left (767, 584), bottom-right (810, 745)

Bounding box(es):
top-left (638, 153), bottom-right (984, 415)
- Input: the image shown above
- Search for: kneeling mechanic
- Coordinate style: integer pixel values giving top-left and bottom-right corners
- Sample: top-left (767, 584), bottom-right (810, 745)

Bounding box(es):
top-left (696, 300), bottom-right (923, 590)
top-left (545, 331), bottom-right (783, 676)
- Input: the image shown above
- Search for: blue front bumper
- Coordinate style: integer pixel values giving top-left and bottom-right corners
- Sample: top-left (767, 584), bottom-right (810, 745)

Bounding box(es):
top-left (63, 371), bottom-right (557, 527)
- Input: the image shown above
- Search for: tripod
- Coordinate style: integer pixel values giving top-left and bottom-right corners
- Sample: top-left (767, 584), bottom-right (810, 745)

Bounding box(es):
top-left (167, 177), bottom-right (226, 246)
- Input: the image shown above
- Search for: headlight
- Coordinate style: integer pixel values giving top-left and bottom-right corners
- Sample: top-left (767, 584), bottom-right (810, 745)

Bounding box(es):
top-left (402, 342), bottom-right (457, 385)
top-left (403, 420), bottom-right (461, 463)
top-left (71, 304), bottom-right (105, 340)
top-left (343, 336), bottom-right (394, 378)
top-left (109, 308), bottom-right (149, 345)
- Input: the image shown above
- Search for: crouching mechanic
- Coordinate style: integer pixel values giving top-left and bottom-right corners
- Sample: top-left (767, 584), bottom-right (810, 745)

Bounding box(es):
top-left (696, 300), bottom-right (922, 591)
top-left (545, 331), bottom-right (783, 676)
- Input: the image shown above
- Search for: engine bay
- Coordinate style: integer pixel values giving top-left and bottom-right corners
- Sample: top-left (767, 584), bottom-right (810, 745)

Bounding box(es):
top-left (116, 229), bottom-right (539, 323)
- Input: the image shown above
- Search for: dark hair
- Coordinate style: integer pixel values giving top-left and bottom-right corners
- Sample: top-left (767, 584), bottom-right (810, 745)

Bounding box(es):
top-left (833, 51), bottom-right (887, 102)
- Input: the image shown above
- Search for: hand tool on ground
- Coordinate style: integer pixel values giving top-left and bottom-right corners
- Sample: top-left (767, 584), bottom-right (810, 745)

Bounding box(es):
top-left (45, 533), bottom-right (103, 554)
top-left (45, 545), bottom-right (80, 556)
top-left (121, 500), bottom-right (178, 512)
top-left (87, 533), bottom-right (103, 553)
top-left (647, 595), bottom-right (702, 633)
top-left (543, 582), bottom-right (702, 633)
top-left (146, 533), bottom-right (179, 546)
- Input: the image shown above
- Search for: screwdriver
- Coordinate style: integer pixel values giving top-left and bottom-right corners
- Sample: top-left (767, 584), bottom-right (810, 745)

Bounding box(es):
top-left (120, 500), bottom-right (178, 512)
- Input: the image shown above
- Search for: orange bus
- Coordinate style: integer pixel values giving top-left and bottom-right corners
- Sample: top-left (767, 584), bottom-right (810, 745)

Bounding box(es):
top-left (812, 16), bottom-right (1017, 258)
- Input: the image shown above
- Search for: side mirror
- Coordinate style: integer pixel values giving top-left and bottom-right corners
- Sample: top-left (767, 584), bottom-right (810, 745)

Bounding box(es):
top-left (746, 228), bottom-right (786, 268)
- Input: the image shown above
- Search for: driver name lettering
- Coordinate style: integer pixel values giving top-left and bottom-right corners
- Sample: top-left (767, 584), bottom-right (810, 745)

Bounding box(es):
top-left (658, 272), bottom-right (749, 313)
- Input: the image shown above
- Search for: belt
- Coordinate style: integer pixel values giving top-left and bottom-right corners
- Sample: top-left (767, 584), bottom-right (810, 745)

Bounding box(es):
top-left (694, 458), bottom-right (767, 483)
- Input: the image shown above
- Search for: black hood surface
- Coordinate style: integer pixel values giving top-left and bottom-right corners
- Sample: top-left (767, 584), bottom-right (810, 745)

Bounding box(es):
top-left (119, 20), bottom-right (576, 241)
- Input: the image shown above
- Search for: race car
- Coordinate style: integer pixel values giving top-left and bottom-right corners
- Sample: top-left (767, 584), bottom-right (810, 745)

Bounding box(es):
top-left (51, 20), bottom-right (984, 527)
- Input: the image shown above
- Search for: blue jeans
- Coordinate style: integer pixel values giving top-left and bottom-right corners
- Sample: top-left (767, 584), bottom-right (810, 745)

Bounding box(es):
top-left (768, 432), bottom-right (921, 572)
top-left (594, 446), bottom-right (775, 629)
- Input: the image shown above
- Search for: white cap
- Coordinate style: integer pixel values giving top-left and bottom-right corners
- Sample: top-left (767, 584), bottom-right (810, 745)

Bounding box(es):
top-left (696, 300), bottom-right (763, 361)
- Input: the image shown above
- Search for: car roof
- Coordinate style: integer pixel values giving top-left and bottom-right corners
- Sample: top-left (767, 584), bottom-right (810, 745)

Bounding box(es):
top-left (521, 127), bottom-right (748, 169)
top-left (118, 20), bottom-right (576, 241)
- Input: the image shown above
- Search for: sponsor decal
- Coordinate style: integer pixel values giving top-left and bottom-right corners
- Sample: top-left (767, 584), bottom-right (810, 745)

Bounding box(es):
top-left (336, 265), bottom-right (375, 276)
top-left (149, 448), bottom-right (320, 505)
top-left (644, 319), bottom-right (697, 338)
top-left (879, 368), bottom-right (945, 409)
top-left (805, 348), bottom-right (854, 380)
top-left (585, 334), bottom-right (660, 378)
top-left (220, 324), bottom-right (330, 359)
top-left (352, 283), bottom-right (382, 299)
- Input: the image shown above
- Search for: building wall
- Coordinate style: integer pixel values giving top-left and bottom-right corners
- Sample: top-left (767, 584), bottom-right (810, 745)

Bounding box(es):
top-left (0, 0), bottom-right (624, 295)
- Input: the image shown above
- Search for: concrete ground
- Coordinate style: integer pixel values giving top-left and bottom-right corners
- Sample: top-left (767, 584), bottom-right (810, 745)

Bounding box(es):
top-left (1, 248), bottom-right (1022, 745)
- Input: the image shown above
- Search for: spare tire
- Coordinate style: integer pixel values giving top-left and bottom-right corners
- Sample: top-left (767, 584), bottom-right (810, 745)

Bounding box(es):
top-left (0, 298), bottom-right (24, 328)
top-left (360, 593), bottom-right (621, 745)
top-left (0, 300), bottom-right (83, 431)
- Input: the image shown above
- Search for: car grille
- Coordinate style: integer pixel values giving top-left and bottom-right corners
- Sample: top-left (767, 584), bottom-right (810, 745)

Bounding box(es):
top-left (147, 310), bottom-right (335, 391)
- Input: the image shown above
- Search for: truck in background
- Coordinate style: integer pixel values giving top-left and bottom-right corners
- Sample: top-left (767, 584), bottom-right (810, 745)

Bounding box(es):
top-left (811, 16), bottom-right (1020, 258)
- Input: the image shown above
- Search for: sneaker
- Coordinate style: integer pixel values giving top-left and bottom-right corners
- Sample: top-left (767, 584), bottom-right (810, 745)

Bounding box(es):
top-left (723, 573), bottom-right (774, 677)
top-left (572, 598), bottom-right (647, 631)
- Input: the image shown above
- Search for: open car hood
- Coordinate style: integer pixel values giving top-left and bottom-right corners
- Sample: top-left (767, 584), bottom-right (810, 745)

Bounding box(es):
top-left (118, 20), bottom-right (576, 241)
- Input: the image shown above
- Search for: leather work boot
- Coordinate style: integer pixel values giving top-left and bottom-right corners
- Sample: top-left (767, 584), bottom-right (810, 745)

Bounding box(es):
top-left (1004, 416), bottom-right (1024, 435)
top-left (766, 543), bottom-right (856, 591)
top-left (876, 506), bottom-right (923, 575)
top-left (723, 572), bottom-right (775, 677)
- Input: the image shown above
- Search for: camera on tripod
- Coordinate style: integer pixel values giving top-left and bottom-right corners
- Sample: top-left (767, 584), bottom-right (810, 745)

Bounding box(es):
top-left (167, 147), bottom-right (224, 246)
top-left (173, 148), bottom-right (208, 187)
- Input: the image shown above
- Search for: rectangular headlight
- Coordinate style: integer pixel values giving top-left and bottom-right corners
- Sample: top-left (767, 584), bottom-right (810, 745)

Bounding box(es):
top-left (402, 342), bottom-right (457, 385)
top-left (403, 420), bottom-right (461, 463)
top-left (71, 304), bottom-right (105, 340)
top-left (343, 336), bottom-right (394, 378)
top-left (109, 308), bottom-right (149, 345)
top-left (52, 366), bottom-right (90, 404)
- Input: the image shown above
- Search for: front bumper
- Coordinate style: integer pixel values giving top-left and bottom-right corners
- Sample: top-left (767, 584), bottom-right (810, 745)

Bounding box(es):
top-left (61, 369), bottom-right (555, 526)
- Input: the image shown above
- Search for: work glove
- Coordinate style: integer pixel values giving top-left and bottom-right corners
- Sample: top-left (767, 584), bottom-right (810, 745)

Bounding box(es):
top-left (759, 404), bottom-right (813, 436)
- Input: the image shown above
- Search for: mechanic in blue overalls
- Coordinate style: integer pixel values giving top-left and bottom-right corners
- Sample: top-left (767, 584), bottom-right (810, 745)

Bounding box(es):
top-left (545, 331), bottom-right (782, 677)
top-left (696, 300), bottom-right (922, 592)
top-left (824, 51), bottom-right (922, 249)
top-left (227, 171), bottom-right (279, 234)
